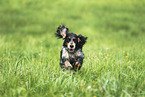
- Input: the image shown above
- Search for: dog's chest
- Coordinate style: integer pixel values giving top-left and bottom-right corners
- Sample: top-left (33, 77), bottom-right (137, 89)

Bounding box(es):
top-left (69, 54), bottom-right (76, 60)
top-left (61, 47), bottom-right (84, 59)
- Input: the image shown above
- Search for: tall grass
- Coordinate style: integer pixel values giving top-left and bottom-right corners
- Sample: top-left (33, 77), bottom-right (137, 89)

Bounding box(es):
top-left (0, 0), bottom-right (145, 96)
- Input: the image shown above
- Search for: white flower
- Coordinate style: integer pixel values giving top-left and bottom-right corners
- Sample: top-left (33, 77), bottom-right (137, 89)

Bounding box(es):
top-left (87, 85), bottom-right (91, 89)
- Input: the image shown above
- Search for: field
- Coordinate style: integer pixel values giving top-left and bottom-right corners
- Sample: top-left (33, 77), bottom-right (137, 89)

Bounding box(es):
top-left (0, 0), bottom-right (145, 96)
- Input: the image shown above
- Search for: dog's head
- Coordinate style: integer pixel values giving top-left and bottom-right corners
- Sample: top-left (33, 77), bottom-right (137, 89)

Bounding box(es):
top-left (55, 25), bottom-right (87, 53)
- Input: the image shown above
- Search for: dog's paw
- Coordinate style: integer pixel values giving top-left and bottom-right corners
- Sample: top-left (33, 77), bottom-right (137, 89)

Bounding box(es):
top-left (65, 60), bottom-right (73, 69)
top-left (74, 62), bottom-right (81, 70)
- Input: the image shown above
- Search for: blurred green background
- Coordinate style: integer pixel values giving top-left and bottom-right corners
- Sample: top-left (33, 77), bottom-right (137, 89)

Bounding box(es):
top-left (0, 0), bottom-right (145, 96)
top-left (0, 0), bottom-right (145, 60)
top-left (0, 0), bottom-right (145, 53)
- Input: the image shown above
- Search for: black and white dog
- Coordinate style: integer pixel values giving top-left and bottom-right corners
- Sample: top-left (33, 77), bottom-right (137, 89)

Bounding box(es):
top-left (55, 25), bottom-right (87, 71)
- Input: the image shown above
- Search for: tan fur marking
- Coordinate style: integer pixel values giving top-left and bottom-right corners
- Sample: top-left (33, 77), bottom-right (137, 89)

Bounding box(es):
top-left (74, 62), bottom-right (80, 70)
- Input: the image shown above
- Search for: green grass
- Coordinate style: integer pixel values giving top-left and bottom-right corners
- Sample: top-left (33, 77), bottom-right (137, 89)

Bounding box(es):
top-left (0, 0), bottom-right (145, 96)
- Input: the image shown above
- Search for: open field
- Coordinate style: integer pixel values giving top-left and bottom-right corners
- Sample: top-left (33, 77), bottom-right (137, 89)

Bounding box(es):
top-left (0, 0), bottom-right (145, 96)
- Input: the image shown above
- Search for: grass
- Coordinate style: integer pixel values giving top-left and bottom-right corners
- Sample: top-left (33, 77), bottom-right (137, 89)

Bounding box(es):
top-left (0, 0), bottom-right (145, 96)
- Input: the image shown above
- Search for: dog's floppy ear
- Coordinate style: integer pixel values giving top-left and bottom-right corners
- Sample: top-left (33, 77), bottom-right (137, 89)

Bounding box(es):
top-left (77, 34), bottom-right (88, 48)
top-left (55, 25), bottom-right (69, 39)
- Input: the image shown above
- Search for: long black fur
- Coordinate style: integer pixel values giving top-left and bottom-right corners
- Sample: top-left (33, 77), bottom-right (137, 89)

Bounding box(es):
top-left (55, 25), bottom-right (69, 39)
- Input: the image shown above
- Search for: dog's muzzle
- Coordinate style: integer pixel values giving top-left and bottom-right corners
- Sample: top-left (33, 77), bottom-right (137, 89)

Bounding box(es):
top-left (68, 42), bottom-right (76, 53)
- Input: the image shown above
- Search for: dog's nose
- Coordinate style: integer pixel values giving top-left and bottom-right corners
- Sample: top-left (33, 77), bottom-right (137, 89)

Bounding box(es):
top-left (70, 45), bottom-right (74, 48)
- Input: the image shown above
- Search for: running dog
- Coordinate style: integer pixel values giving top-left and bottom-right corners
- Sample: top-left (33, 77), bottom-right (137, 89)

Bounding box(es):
top-left (55, 25), bottom-right (87, 71)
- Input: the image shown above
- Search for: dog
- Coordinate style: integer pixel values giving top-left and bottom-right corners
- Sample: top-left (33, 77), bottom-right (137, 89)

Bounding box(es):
top-left (55, 25), bottom-right (87, 71)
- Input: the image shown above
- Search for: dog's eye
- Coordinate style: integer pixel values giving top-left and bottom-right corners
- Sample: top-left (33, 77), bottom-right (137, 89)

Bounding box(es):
top-left (73, 37), bottom-right (76, 41)
top-left (68, 37), bottom-right (71, 41)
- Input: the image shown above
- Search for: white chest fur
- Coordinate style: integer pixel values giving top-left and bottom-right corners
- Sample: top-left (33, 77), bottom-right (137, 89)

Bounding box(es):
top-left (62, 47), bottom-right (84, 59)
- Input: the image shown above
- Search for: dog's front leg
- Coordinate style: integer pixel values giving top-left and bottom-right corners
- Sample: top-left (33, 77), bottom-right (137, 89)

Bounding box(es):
top-left (60, 58), bottom-right (73, 71)
top-left (74, 57), bottom-right (83, 70)
top-left (65, 60), bottom-right (73, 69)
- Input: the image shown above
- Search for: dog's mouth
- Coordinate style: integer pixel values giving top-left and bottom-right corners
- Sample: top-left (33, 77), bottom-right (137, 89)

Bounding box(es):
top-left (68, 49), bottom-right (75, 53)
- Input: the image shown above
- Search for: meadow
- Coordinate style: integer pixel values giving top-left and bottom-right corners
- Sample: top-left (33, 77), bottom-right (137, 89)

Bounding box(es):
top-left (0, 0), bottom-right (145, 96)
